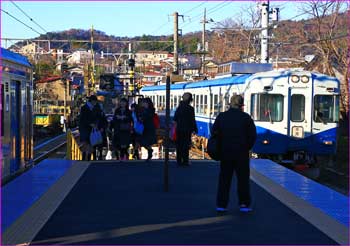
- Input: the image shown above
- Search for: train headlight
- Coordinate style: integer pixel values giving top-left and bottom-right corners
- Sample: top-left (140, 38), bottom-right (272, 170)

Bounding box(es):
top-left (323, 141), bottom-right (333, 145)
top-left (292, 126), bottom-right (304, 138)
top-left (262, 140), bottom-right (270, 145)
top-left (301, 75), bottom-right (309, 83)
top-left (291, 75), bottom-right (300, 83)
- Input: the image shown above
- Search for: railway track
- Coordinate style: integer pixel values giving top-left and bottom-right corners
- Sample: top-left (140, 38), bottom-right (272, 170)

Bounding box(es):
top-left (33, 129), bottom-right (79, 164)
top-left (2, 130), bottom-right (79, 186)
top-left (34, 133), bottom-right (68, 164)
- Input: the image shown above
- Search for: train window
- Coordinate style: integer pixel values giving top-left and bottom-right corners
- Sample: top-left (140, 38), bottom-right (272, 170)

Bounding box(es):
top-left (224, 93), bottom-right (230, 111)
top-left (161, 96), bottom-right (163, 110)
top-left (251, 94), bottom-right (284, 122)
top-left (196, 95), bottom-right (199, 114)
top-left (213, 94), bottom-right (219, 116)
top-left (314, 95), bottom-right (339, 123)
top-left (204, 95), bottom-right (208, 114)
top-left (219, 95), bottom-right (224, 112)
top-left (170, 95), bottom-right (174, 110)
top-left (200, 95), bottom-right (203, 114)
top-left (291, 95), bottom-right (305, 122)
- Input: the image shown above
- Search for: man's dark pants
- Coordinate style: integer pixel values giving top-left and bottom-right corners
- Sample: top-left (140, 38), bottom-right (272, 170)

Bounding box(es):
top-left (176, 131), bottom-right (192, 165)
top-left (216, 152), bottom-right (251, 208)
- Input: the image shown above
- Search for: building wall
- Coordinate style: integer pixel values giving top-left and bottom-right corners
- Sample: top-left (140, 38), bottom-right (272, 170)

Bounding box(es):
top-left (135, 51), bottom-right (170, 67)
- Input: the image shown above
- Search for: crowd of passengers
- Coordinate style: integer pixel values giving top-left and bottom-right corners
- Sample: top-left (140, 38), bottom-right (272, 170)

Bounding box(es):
top-left (79, 95), bottom-right (157, 161)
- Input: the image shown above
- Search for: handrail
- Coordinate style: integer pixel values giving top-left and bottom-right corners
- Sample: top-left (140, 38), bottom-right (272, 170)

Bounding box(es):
top-left (67, 129), bottom-right (82, 160)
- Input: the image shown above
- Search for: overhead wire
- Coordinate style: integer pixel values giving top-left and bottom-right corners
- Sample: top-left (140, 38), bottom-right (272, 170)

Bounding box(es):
top-left (183, 0), bottom-right (209, 15)
top-left (1, 8), bottom-right (42, 35)
top-left (180, 0), bottom-right (233, 30)
top-left (150, 1), bottom-right (209, 36)
top-left (10, 0), bottom-right (48, 33)
top-left (276, 34), bottom-right (348, 46)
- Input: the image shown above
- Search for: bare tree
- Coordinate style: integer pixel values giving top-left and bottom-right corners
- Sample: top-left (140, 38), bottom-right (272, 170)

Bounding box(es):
top-left (301, 0), bottom-right (349, 119)
top-left (236, 3), bottom-right (261, 62)
top-left (211, 3), bottom-right (260, 62)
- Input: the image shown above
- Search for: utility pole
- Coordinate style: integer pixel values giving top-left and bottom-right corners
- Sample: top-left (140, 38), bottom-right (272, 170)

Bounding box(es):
top-left (201, 8), bottom-right (206, 74)
top-left (173, 12), bottom-right (184, 75)
top-left (128, 43), bottom-right (132, 59)
top-left (90, 25), bottom-right (95, 95)
top-left (260, 1), bottom-right (269, 63)
top-left (164, 73), bottom-right (170, 192)
top-left (61, 63), bottom-right (69, 132)
top-left (200, 8), bottom-right (214, 74)
top-left (173, 12), bottom-right (179, 74)
top-left (128, 42), bottom-right (136, 95)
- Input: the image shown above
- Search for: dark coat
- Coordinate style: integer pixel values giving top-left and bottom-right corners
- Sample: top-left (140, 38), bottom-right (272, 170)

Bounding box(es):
top-left (111, 108), bottom-right (132, 148)
top-left (93, 104), bottom-right (108, 146)
top-left (94, 104), bottom-right (108, 130)
top-left (140, 108), bottom-right (157, 147)
top-left (79, 103), bottom-right (98, 143)
top-left (212, 108), bottom-right (257, 161)
top-left (173, 101), bottom-right (197, 133)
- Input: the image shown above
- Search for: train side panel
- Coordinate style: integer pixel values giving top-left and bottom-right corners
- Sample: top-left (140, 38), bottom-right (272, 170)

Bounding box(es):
top-left (1, 48), bottom-right (33, 180)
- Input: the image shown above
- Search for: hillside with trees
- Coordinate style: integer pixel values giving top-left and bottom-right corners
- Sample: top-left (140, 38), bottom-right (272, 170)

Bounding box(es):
top-left (12, 2), bottom-right (349, 117)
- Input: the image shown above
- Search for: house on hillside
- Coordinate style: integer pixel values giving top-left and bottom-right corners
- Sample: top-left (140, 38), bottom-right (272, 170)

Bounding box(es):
top-left (141, 71), bottom-right (164, 86)
top-left (17, 43), bottom-right (46, 59)
top-left (34, 76), bottom-right (72, 114)
top-left (135, 51), bottom-right (171, 67)
top-left (67, 49), bottom-right (93, 65)
top-left (205, 60), bottom-right (219, 78)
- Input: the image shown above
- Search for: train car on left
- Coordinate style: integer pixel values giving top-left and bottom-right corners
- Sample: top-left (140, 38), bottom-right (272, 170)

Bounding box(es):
top-left (1, 48), bottom-right (34, 181)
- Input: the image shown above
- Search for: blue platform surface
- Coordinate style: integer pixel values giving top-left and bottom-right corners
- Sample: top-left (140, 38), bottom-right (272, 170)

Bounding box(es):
top-left (1, 159), bottom-right (74, 233)
top-left (251, 159), bottom-right (349, 227)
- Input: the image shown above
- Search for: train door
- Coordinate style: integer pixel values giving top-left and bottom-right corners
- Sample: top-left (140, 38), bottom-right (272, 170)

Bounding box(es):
top-left (288, 87), bottom-right (312, 139)
top-left (25, 84), bottom-right (33, 163)
top-left (10, 80), bottom-right (22, 174)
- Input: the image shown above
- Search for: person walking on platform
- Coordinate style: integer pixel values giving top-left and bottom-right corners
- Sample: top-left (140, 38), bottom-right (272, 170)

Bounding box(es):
top-left (139, 98), bottom-right (157, 161)
top-left (130, 103), bottom-right (141, 159)
top-left (173, 92), bottom-right (197, 166)
top-left (111, 98), bottom-right (132, 160)
top-left (212, 94), bottom-right (256, 213)
top-left (93, 102), bottom-right (108, 160)
top-left (79, 95), bottom-right (99, 161)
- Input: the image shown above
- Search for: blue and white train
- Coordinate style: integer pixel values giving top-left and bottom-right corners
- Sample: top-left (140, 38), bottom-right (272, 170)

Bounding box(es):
top-left (141, 68), bottom-right (340, 162)
top-left (1, 48), bottom-right (34, 182)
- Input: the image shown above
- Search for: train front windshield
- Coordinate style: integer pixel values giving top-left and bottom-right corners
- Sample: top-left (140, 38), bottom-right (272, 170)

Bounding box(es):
top-left (314, 95), bottom-right (339, 123)
top-left (251, 94), bottom-right (284, 122)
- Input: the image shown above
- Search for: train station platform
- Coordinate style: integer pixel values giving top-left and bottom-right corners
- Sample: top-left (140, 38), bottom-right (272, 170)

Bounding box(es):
top-left (2, 159), bottom-right (349, 245)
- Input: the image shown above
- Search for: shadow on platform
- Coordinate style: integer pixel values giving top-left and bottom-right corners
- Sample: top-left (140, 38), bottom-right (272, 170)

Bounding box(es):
top-left (31, 161), bottom-right (336, 245)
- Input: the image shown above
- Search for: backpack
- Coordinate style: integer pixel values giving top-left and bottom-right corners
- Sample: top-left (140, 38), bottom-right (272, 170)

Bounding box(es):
top-left (153, 113), bottom-right (160, 129)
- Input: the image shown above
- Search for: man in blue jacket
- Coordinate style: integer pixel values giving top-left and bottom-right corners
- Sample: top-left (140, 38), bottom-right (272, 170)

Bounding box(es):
top-left (212, 94), bottom-right (256, 213)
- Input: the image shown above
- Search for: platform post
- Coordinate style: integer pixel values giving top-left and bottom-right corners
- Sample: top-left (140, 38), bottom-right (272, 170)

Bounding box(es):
top-left (164, 74), bottom-right (171, 192)
top-left (66, 129), bottom-right (72, 160)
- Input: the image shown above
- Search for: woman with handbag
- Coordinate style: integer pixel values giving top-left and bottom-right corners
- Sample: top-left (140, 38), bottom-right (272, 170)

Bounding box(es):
top-left (130, 103), bottom-right (142, 159)
top-left (139, 98), bottom-right (157, 161)
top-left (92, 102), bottom-right (108, 160)
top-left (111, 98), bottom-right (132, 161)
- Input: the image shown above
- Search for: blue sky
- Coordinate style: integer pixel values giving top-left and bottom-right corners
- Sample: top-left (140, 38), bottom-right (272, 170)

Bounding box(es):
top-left (1, 1), bottom-right (308, 47)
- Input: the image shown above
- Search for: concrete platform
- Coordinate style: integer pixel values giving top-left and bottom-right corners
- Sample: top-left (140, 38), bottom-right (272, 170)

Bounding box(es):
top-left (2, 159), bottom-right (348, 245)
